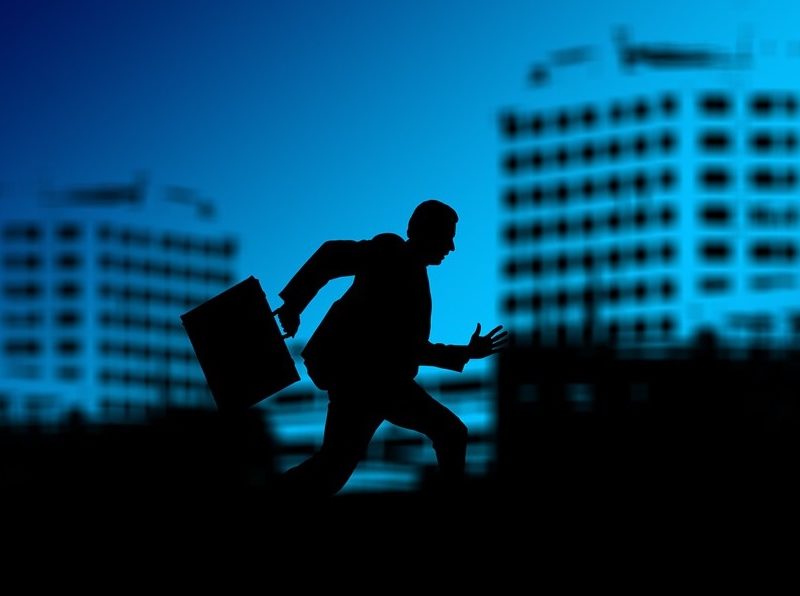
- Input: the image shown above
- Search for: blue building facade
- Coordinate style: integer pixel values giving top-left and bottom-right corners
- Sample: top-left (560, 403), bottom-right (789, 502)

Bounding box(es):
top-left (500, 33), bottom-right (800, 346)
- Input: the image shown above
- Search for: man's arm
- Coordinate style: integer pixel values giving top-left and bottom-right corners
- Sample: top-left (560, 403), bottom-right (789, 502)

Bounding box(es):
top-left (419, 342), bottom-right (471, 372)
top-left (275, 239), bottom-right (369, 337)
top-left (418, 324), bottom-right (508, 371)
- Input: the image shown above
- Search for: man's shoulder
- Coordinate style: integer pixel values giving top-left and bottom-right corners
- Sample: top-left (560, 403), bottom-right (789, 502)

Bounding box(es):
top-left (368, 233), bottom-right (406, 252)
top-left (370, 232), bottom-right (404, 245)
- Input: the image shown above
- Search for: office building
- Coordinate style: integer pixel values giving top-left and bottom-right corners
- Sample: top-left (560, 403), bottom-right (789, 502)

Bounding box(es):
top-left (0, 179), bottom-right (238, 422)
top-left (500, 31), bottom-right (800, 345)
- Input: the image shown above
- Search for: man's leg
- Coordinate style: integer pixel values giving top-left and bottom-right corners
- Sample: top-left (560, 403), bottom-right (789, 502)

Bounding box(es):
top-left (382, 381), bottom-right (468, 489)
top-left (281, 395), bottom-right (382, 497)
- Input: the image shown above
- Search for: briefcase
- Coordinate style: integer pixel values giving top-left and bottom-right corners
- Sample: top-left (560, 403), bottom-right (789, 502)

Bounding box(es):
top-left (181, 276), bottom-right (300, 411)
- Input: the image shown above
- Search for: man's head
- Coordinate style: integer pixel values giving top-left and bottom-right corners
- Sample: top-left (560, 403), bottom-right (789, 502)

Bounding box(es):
top-left (407, 200), bottom-right (458, 266)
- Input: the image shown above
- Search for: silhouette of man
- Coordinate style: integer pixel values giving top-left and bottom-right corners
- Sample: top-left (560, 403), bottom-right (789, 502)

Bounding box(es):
top-left (274, 200), bottom-right (506, 496)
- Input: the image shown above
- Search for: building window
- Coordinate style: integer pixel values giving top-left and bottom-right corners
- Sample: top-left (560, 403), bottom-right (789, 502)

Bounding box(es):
top-left (56, 282), bottom-right (81, 298)
top-left (3, 253), bottom-right (41, 270)
top-left (699, 276), bottom-right (731, 294)
top-left (700, 241), bottom-right (732, 262)
top-left (56, 253), bottom-right (82, 270)
top-left (56, 224), bottom-right (82, 241)
top-left (56, 339), bottom-right (81, 355)
top-left (4, 340), bottom-right (41, 356)
top-left (57, 366), bottom-right (81, 380)
top-left (699, 167), bottom-right (731, 190)
top-left (699, 93), bottom-right (731, 116)
top-left (699, 130), bottom-right (731, 152)
top-left (55, 311), bottom-right (81, 327)
top-left (700, 204), bottom-right (731, 225)
top-left (3, 224), bottom-right (41, 242)
top-left (4, 283), bottom-right (41, 299)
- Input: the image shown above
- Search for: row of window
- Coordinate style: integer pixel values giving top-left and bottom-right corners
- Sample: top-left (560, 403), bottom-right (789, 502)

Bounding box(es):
top-left (504, 278), bottom-right (677, 312)
top-left (99, 341), bottom-right (195, 363)
top-left (98, 369), bottom-right (206, 391)
top-left (696, 274), bottom-right (798, 294)
top-left (504, 205), bottom-right (676, 243)
top-left (705, 275), bottom-right (791, 293)
top-left (2, 312), bottom-right (43, 327)
top-left (99, 254), bottom-right (233, 285)
top-left (500, 94), bottom-right (679, 139)
top-left (750, 273), bottom-right (796, 291)
top-left (750, 130), bottom-right (798, 153)
top-left (697, 130), bottom-right (798, 153)
top-left (3, 283), bottom-right (43, 299)
top-left (524, 316), bottom-right (677, 342)
top-left (699, 204), bottom-right (800, 227)
top-left (694, 241), bottom-right (797, 263)
top-left (3, 223), bottom-right (236, 256)
top-left (6, 308), bottom-right (211, 335)
top-left (504, 242), bottom-right (677, 277)
top-left (3, 339), bottom-right (40, 356)
top-left (97, 396), bottom-right (204, 416)
top-left (97, 226), bottom-right (237, 258)
top-left (500, 92), bottom-right (796, 140)
top-left (698, 166), bottom-right (797, 191)
top-left (504, 168), bottom-right (678, 207)
top-left (99, 312), bottom-right (183, 334)
top-left (2, 338), bottom-right (81, 356)
top-left (2, 252), bottom-right (83, 271)
top-left (699, 93), bottom-right (798, 117)
top-left (98, 284), bottom-right (206, 309)
top-left (2, 223), bottom-right (81, 242)
top-left (502, 130), bottom-right (677, 173)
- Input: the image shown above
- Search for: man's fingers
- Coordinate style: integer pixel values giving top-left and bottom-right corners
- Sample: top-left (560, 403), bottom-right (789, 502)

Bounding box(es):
top-left (487, 325), bottom-right (503, 337)
top-left (493, 330), bottom-right (509, 341)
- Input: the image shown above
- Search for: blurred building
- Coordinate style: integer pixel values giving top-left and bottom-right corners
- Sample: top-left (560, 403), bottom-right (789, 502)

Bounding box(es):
top-left (0, 178), bottom-right (237, 423)
top-left (500, 31), bottom-right (800, 346)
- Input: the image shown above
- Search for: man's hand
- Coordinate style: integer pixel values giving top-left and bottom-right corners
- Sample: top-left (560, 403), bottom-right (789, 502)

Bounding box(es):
top-left (273, 304), bottom-right (300, 339)
top-left (467, 323), bottom-right (508, 359)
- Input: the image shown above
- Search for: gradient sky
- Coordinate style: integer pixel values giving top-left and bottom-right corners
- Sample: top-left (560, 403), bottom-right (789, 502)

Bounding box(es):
top-left (0, 0), bottom-right (788, 376)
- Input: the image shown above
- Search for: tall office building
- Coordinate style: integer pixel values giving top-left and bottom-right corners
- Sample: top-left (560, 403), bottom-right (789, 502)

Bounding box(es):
top-left (500, 31), bottom-right (800, 346)
top-left (0, 179), bottom-right (237, 423)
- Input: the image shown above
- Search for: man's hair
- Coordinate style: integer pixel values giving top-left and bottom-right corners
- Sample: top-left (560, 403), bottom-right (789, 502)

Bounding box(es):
top-left (407, 200), bottom-right (458, 240)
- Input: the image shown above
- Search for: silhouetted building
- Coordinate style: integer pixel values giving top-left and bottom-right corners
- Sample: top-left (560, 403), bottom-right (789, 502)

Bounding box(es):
top-left (500, 31), bottom-right (800, 346)
top-left (0, 179), bottom-right (237, 422)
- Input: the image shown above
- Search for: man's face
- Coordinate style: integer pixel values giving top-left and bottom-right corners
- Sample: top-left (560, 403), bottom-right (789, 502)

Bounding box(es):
top-left (421, 221), bottom-right (456, 266)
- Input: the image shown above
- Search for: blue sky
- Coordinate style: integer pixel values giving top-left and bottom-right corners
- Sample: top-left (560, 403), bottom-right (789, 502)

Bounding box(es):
top-left (0, 0), bottom-right (789, 367)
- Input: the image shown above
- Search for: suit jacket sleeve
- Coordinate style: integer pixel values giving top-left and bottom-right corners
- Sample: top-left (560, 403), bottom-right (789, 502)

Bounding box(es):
top-left (418, 342), bottom-right (470, 372)
top-left (279, 239), bottom-right (369, 313)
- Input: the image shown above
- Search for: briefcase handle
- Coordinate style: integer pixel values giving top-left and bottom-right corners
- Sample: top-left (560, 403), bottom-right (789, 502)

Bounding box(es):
top-left (271, 307), bottom-right (293, 340)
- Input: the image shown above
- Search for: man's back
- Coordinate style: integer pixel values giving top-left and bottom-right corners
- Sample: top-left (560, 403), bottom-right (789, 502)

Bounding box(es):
top-left (280, 233), bottom-right (432, 387)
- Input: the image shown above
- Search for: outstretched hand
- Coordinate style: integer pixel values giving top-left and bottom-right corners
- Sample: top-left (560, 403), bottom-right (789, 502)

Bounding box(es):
top-left (467, 323), bottom-right (508, 359)
top-left (273, 304), bottom-right (300, 339)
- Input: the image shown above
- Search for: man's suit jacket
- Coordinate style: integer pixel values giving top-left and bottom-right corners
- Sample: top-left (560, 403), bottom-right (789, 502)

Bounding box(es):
top-left (279, 233), bottom-right (469, 389)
